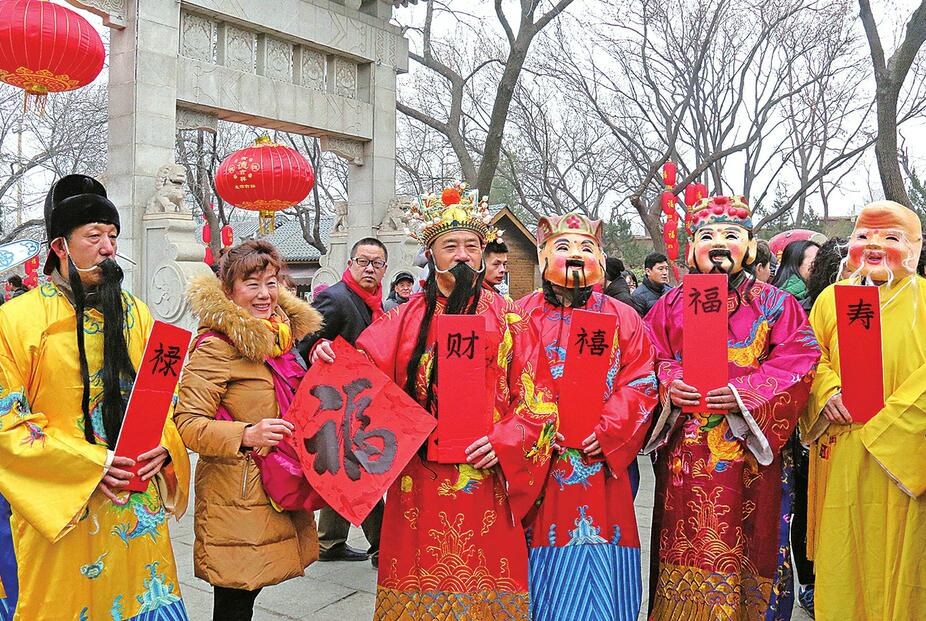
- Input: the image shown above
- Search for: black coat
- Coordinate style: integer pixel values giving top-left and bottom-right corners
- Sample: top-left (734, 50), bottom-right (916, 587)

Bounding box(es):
top-left (603, 278), bottom-right (646, 316)
top-left (631, 278), bottom-right (673, 315)
top-left (296, 281), bottom-right (380, 359)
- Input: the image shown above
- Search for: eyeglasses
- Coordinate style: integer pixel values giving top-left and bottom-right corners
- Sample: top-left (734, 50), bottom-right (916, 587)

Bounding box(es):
top-left (352, 257), bottom-right (386, 269)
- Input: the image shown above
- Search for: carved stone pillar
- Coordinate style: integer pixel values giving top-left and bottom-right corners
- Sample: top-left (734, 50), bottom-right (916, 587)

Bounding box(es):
top-left (142, 213), bottom-right (213, 330)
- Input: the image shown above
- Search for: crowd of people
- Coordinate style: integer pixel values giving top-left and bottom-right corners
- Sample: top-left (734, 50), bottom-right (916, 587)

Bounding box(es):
top-left (0, 175), bottom-right (923, 621)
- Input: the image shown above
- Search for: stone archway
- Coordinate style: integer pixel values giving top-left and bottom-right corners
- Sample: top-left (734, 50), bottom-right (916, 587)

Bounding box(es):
top-left (66, 0), bottom-right (412, 327)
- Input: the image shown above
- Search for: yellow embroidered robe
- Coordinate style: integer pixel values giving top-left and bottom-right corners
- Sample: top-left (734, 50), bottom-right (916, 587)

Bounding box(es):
top-left (0, 282), bottom-right (190, 621)
top-left (803, 277), bottom-right (926, 621)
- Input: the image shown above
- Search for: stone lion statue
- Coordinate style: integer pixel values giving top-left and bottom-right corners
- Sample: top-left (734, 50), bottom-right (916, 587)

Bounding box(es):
top-left (379, 195), bottom-right (410, 233)
top-left (333, 200), bottom-right (349, 232)
top-left (146, 164), bottom-right (188, 213)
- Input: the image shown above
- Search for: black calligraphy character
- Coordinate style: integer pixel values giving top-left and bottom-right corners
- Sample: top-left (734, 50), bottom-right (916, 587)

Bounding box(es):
top-left (589, 329), bottom-right (608, 356)
top-left (575, 328), bottom-right (589, 354)
top-left (688, 286), bottom-right (722, 315)
top-left (446, 330), bottom-right (479, 360)
top-left (304, 379), bottom-right (397, 481)
top-left (847, 299), bottom-right (875, 330)
top-left (148, 343), bottom-right (181, 377)
top-left (304, 385), bottom-right (343, 476)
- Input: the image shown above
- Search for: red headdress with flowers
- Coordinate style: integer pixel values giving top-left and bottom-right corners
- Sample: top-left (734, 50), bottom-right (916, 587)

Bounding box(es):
top-left (688, 195), bottom-right (753, 234)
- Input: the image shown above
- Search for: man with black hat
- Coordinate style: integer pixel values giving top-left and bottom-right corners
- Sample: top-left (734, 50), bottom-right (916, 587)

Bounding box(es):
top-left (0, 175), bottom-right (191, 620)
top-left (383, 270), bottom-right (415, 312)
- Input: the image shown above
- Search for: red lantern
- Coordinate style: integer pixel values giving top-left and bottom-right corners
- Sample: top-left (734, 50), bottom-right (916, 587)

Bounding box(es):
top-left (201, 223), bottom-right (211, 245)
top-left (24, 255), bottom-right (39, 275)
top-left (204, 246), bottom-right (215, 266)
top-left (663, 213), bottom-right (680, 262)
top-left (215, 136), bottom-right (315, 234)
top-left (221, 225), bottom-right (234, 247)
top-left (661, 191), bottom-right (678, 217)
top-left (662, 161), bottom-right (677, 188)
top-left (0, 0), bottom-right (106, 112)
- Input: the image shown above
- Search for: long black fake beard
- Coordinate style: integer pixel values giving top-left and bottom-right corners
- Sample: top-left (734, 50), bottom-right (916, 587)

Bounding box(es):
top-left (404, 260), bottom-right (483, 417)
top-left (541, 259), bottom-right (594, 308)
top-left (70, 257), bottom-right (137, 449)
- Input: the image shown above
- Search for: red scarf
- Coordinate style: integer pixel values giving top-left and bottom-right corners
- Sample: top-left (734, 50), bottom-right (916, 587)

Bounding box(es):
top-left (342, 269), bottom-right (384, 322)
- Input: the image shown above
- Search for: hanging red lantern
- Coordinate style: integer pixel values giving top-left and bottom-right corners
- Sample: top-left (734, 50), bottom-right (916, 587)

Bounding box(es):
top-left (215, 136), bottom-right (315, 234)
top-left (662, 161), bottom-right (677, 188)
top-left (661, 191), bottom-right (678, 217)
top-left (201, 223), bottom-right (211, 245)
top-left (24, 255), bottom-right (39, 275)
top-left (204, 246), bottom-right (215, 266)
top-left (663, 213), bottom-right (680, 262)
top-left (221, 225), bottom-right (234, 247)
top-left (0, 0), bottom-right (106, 112)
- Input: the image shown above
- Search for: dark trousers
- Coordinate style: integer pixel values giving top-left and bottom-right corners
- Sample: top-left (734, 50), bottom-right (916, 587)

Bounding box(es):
top-left (318, 499), bottom-right (385, 558)
top-left (213, 585), bottom-right (262, 621)
top-left (791, 434), bottom-right (815, 585)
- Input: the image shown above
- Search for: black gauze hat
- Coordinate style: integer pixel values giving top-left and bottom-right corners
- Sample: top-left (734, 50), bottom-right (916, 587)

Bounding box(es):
top-left (43, 174), bottom-right (120, 274)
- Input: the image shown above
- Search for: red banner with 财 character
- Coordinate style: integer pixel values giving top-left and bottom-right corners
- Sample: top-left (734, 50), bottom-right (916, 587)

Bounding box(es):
top-left (429, 314), bottom-right (488, 463)
top-left (290, 337), bottom-right (436, 526)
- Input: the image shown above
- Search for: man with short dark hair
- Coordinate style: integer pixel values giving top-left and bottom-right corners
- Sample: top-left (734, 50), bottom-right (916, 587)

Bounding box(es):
top-left (298, 237), bottom-right (387, 565)
top-left (483, 239), bottom-right (509, 294)
top-left (631, 252), bottom-right (672, 314)
top-left (750, 239), bottom-right (776, 283)
top-left (383, 271), bottom-right (414, 311)
top-left (5, 276), bottom-right (27, 300)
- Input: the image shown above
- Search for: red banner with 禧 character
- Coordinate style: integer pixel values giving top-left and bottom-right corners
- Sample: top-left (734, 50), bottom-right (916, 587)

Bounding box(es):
top-left (682, 274), bottom-right (729, 412)
top-left (290, 337), bottom-right (436, 525)
top-left (429, 314), bottom-right (489, 463)
top-left (835, 284), bottom-right (884, 424)
top-left (114, 321), bottom-right (192, 492)
top-left (558, 309), bottom-right (618, 448)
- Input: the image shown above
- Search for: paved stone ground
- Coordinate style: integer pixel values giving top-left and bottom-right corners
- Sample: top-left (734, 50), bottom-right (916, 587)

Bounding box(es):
top-left (171, 456), bottom-right (812, 620)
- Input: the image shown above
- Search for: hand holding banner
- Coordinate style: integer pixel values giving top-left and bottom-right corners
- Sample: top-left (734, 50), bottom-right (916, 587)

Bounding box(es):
top-left (290, 337), bottom-right (436, 525)
top-left (114, 321), bottom-right (192, 492)
top-left (682, 274), bottom-right (729, 412)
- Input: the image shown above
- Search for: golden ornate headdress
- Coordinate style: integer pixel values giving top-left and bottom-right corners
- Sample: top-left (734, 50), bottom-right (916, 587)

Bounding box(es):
top-left (407, 183), bottom-right (502, 247)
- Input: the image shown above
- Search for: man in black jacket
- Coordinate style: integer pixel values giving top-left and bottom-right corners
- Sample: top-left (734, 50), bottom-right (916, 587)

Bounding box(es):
top-left (631, 252), bottom-right (673, 315)
top-left (298, 237), bottom-right (388, 566)
top-left (603, 257), bottom-right (645, 315)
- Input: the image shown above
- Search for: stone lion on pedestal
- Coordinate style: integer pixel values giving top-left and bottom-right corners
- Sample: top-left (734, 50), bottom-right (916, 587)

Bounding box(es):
top-left (146, 164), bottom-right (188, 213)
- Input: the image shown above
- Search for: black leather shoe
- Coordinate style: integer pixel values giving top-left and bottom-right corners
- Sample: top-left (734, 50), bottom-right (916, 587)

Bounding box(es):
top-left (318, 544), bottom-right (369, 562)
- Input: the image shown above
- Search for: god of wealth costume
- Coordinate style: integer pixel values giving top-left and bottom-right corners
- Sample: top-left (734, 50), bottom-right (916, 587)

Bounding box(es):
top-left (517, 213), bottom-right (657, 621)
top-left (0, 176), bottom-right (190, 621)
top-left (356, 185), bottom-right (558, 620)
top-left (644, 196), bottom-right (820, 621)
top-left (802, 201), bottom-right (926, 621)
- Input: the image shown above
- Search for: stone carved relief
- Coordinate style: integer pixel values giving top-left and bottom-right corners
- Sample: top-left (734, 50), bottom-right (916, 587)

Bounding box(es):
top-left (333, 200), bottom-right (349, 233)
top-left (224, 26), bottom-right (256, 73)
top-left (150, 264), bottom-right (187, 323)
top-left (320, 136), bottom-right (364, 165)
top-left (300, 48), bottom-right (326, 91)
top-left (378, 196), bottom-right (409, 233)
top-left (265, 37), bottom-right (293, 82)
top-left (181, 12), bottom-right (215, 63)
top-left (65, 0), bottom-right (126, 28)
top-left (375, 29), bottom-right (397, 67)
top-left (176, 107), bottom-right (218, 133)
top-left (335, 58), bottom-right (358, 99)
top-left (146, 164), bottom-right (188, 213)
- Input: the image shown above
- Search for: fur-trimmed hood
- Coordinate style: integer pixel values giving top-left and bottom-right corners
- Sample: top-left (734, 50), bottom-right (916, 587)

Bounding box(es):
top-left (186, 274), bottom-right (322, 361)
